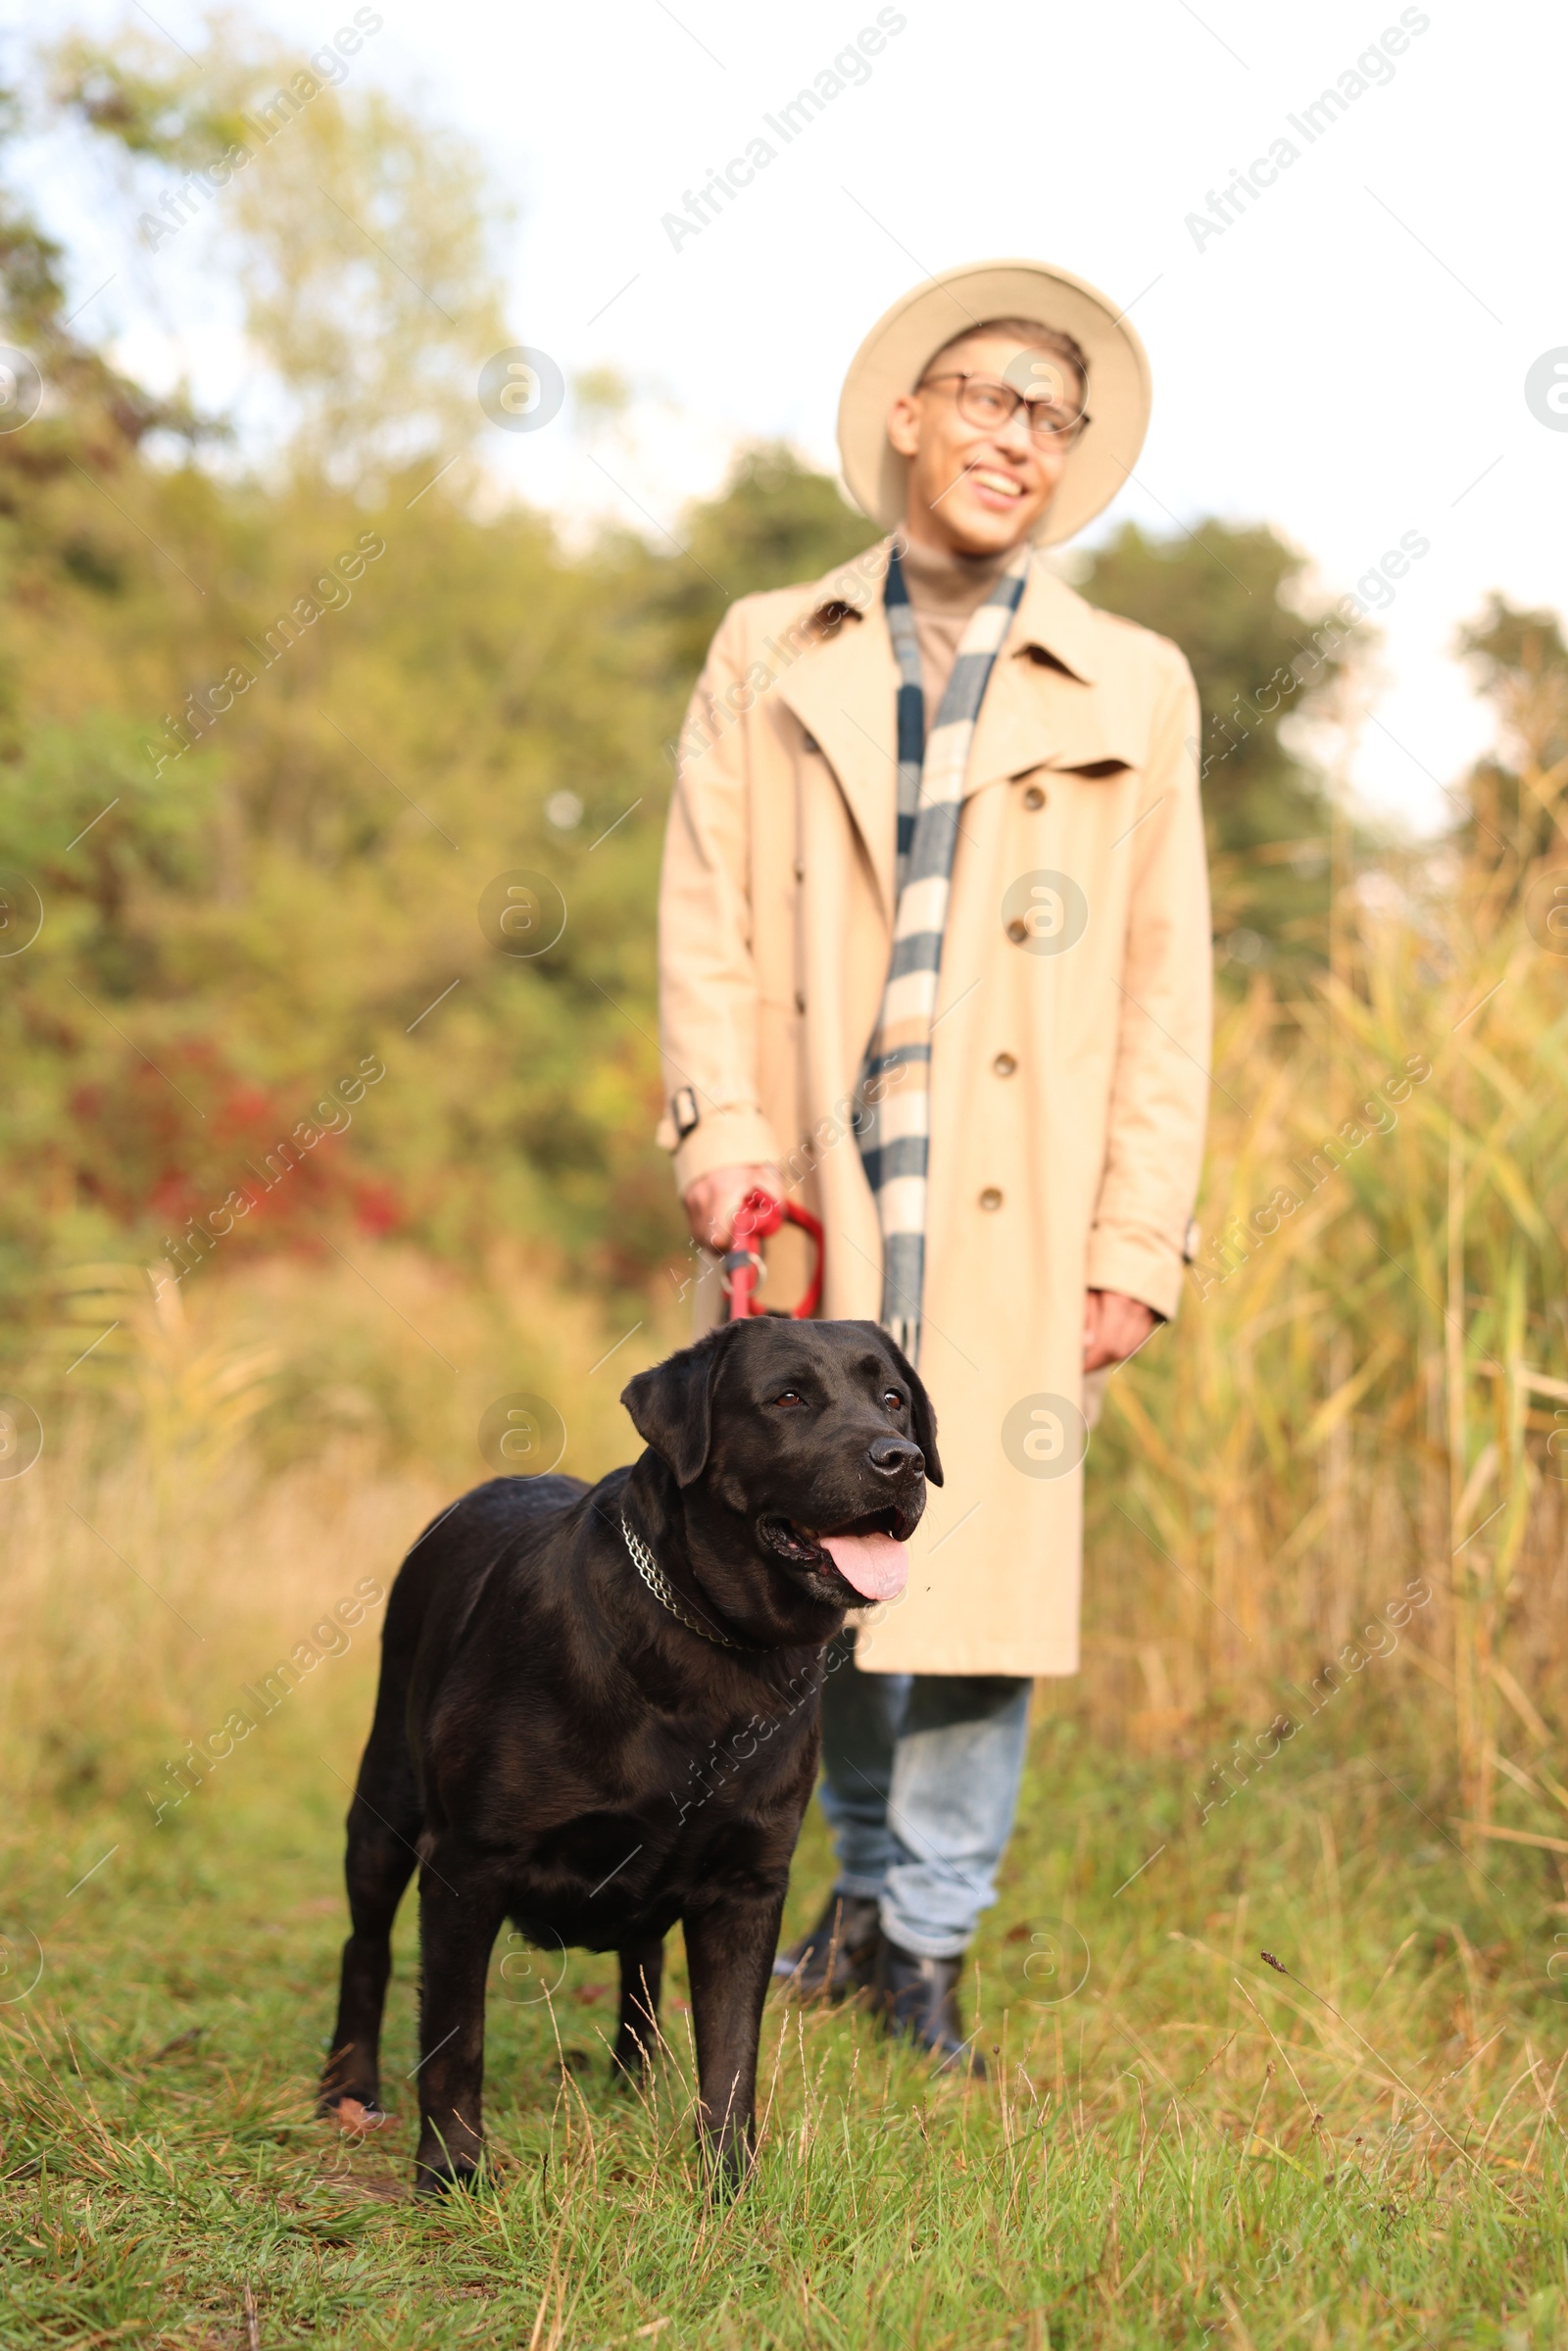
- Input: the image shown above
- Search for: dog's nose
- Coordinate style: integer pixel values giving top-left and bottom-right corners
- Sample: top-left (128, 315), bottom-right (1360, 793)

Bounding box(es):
top-left (867, 1436), bottom-right (924, 1479)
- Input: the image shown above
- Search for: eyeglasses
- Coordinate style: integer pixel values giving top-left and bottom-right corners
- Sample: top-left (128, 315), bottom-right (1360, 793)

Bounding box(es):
top-left (916, 370), bottom-right (1091, 441)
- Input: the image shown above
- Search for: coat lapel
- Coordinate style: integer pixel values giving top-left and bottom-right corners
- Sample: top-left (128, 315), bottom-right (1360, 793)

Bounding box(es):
top-left (968, 562), bottom-right (1140, 792)
top-left (775, 577), bottom-right (900, 924)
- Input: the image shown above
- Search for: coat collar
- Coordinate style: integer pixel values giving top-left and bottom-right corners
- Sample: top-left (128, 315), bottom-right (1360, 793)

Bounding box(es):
top-left (775, 540), bottom-right (1136, 924)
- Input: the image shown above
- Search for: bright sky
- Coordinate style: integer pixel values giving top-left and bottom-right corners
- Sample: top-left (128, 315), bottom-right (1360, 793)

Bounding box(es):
top-left (10, 0), bottom-right (1565, 834)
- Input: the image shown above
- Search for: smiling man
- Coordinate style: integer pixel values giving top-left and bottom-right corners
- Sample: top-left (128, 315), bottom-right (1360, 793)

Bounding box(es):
top-left (657, 261), bottom-right (1212, 2072)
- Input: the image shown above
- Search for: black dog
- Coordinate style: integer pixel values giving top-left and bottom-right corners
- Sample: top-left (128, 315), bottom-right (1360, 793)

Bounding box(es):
top-left (320, 1315), bottom-right (939, 2192)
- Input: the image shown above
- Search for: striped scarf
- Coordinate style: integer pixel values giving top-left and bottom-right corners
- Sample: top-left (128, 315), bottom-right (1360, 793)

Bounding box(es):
top-left (855, 543), bottom-right (1029, 1364)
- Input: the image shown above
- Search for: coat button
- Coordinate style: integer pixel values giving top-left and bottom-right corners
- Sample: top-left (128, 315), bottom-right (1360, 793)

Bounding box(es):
top-left (992, 1052), bottom-right (1016, 1077)
top-left (794, 860), bottom-right (805, 882)
top-left (1023, 783), bottom-right (1046, 809)
top-left (794, 989), bottom-right (806, 1013)
top-left (979, 1187), bottom-right (1003, 1211)
top-left (1005, 918), bottom-right (1028, 944)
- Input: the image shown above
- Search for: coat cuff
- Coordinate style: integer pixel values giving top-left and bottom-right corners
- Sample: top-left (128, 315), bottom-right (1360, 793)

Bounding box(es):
top-left (668, 1104), bottom-right (782, 1197)
top-left (1085, 1229), bottom-right (1186, 1323)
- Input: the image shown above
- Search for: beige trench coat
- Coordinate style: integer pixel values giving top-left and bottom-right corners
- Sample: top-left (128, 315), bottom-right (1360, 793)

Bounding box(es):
top-left (655, 540), bottom-right (1211, 1677)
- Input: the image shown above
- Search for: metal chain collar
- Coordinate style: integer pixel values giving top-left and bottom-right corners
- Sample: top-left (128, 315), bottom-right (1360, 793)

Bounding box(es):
top-left (620, 1515), bottom-right (747, 1650)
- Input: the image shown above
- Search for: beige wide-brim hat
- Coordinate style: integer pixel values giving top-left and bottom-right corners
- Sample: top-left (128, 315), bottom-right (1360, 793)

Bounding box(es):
top-left (837, 258), bottom-right (1152, 550)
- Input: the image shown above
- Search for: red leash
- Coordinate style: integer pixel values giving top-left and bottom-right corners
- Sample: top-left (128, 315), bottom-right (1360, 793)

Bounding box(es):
top-left (722, 1189), bottom-right (824, 1320)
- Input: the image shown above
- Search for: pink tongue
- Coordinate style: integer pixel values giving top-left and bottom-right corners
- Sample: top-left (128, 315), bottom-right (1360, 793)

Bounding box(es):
top-left (820, 1530), bottom-right (908, 1600)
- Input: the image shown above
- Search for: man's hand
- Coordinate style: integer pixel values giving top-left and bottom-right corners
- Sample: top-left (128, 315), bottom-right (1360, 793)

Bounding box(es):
top-left (1083, 1289), bottom-right (1157, 1373)
top-left (682, 1163), bottom-right (781, 1254)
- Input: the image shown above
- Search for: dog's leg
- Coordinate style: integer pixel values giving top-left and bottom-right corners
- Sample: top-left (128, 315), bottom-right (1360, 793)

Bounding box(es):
top-left (683, 1888), bottom-right (787, 2196)
top-left (414, 1862), bottom-right (506, 2195)
top-left (321, 1759), bottom-right (420, 2123)
top-left (612, 1936), bottom-right (664, 2081)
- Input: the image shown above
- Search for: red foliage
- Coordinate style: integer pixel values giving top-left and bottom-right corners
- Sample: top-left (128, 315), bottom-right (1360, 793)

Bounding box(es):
top-left (69, 1046), bottom-right (403, 1251)
top-left (350, 1180), bottom-right (403, 1239)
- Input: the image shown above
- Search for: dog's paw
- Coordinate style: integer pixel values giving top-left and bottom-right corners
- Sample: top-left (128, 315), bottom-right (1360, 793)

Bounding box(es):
top-left (414, 2153), bottom-right (483, 2198)
top-left (699, 2138), bottom-right (755, 2205)
top-left (325, 2094), bottom-right (393, 2134)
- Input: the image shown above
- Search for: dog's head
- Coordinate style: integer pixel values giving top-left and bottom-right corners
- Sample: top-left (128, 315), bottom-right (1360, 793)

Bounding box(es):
top-left (621, 1319), bottom-right (940, 1618)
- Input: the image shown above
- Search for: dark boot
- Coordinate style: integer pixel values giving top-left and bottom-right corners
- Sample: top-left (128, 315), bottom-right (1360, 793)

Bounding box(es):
top-left (771, 1891), bottom-right (881, 2002)
top-left (874, 1936), bottom-right (986, 2078)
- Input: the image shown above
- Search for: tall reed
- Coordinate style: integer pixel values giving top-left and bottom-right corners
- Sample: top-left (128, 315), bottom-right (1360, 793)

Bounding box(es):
top-left (1085, 707), bottom-right (1568, 1856)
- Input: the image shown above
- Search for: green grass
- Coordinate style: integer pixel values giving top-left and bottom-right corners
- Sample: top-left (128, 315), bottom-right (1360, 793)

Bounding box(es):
top-left (4, 1670), bottom-right (1568, 2349)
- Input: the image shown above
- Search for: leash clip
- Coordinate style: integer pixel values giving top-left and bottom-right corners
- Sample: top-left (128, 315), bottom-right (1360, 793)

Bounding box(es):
top-left (721, 1191), bottom-right (823, 1321)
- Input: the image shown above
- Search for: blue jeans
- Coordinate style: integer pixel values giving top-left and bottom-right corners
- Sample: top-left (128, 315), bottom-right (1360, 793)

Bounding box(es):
top-left (814, 1635), bottom-right (1033, 1960)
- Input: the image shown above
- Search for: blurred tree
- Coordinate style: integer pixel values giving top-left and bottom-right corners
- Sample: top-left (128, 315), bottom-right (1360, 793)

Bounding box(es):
top-left (573, 366), bottom-right (632, 426)
top-left (8, 5), bottom-right (1549, 1382)
top-left (0, 62), bottom-right (230, 1317)
top-left (48, 9), bottom-right (513, 489)
top-left (1454, 593), bottom-right (1568, 877)
top-left (1076, 520), bottom-right (1360, 983)
top-left (644, 441), bottom-right (877, 684)
top-left (0, 82), bottom-right (204, 466)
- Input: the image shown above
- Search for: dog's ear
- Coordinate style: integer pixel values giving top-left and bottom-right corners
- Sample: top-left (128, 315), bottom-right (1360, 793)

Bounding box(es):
top-left (620, 1328), bottom-right (732, 1487)
top-left (878, 1333), bottom-right (944, 1487)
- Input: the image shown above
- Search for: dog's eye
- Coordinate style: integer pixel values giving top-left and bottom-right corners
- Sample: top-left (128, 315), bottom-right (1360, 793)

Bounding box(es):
top-left (772, 1389), bottom-right (807, 1407)
top-left (883, 1390), bottom-right (906, 1411)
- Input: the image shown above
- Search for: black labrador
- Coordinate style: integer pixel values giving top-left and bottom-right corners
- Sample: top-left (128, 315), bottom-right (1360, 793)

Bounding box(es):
top-left (320, 1315), bottom-right (939, 2193)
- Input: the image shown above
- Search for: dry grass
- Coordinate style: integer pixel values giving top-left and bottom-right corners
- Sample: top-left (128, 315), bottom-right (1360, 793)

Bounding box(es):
top-left (3, 1593), bottom-right (1568, 2345)
top-left (1083, 834), bottom-right (1568, 1862)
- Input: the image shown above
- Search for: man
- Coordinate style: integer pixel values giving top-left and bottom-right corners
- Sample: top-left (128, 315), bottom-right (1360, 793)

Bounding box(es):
top-left (656, 260), bottom-right (1210, 2072)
